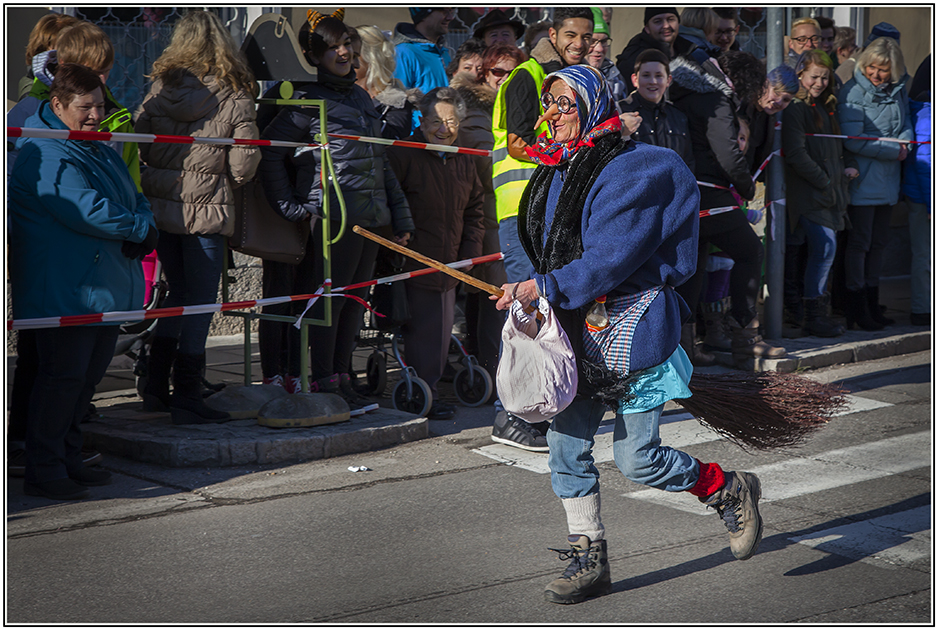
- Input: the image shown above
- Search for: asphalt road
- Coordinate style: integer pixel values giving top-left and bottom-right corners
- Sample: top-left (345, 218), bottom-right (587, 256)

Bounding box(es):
top-left (6, 351), bottom-right (932, 624)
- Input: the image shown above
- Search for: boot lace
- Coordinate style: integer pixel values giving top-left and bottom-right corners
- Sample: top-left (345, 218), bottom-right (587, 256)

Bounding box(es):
top-left (710, 496), bottom-right (743, 533)
top-left (548, 546), bottom-right (594, 578)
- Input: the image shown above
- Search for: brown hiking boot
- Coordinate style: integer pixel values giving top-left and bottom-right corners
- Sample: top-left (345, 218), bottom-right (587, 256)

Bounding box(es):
top-left (700, 471), bottom-right (764, 560)
top-left (729, 317), bottom-right (786, 358)
top-left (544, 535), bottom-right (611, 604)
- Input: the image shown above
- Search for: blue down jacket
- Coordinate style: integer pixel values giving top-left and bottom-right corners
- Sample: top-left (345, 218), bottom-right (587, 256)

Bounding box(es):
top-left (9, 101), bottom-right (154, 320)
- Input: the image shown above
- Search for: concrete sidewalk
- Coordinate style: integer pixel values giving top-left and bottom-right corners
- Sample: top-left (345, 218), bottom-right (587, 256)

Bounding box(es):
top-left (8, 276), bottom-right (930, 469)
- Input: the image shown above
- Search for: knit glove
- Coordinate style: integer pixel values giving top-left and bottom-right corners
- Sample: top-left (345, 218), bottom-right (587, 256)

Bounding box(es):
top-left (121, 225), bottom-right (159, 260)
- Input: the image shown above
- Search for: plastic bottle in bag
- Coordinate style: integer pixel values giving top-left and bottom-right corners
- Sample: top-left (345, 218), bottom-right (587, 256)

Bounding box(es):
top-left (585, 295), bottom-right (609, 332)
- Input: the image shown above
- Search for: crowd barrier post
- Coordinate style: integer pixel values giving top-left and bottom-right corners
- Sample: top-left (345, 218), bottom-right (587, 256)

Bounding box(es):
top-left (763, 7), bottom-right (787, 339)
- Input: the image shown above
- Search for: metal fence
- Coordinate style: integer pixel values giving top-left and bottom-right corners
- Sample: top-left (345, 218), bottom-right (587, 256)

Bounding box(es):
top-left (444, 8), bottom-right (554, 52)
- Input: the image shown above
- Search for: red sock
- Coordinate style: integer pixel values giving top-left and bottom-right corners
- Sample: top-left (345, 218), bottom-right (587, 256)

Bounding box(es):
top-left (687, 460), bottom-right (726, 497)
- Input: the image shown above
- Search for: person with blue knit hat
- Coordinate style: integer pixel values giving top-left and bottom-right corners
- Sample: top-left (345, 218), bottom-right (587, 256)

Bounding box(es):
top-left (494, 64), bottom-right (764, 605)
top-left (392, 7), bottom-right (455, 128)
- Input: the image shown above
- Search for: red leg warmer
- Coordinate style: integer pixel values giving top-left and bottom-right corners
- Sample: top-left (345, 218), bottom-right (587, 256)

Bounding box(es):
top-left (687, 460), bottom-right (726, 498)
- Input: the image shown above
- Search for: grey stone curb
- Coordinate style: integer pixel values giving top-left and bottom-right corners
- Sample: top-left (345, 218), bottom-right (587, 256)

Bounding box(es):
top-left (710, 330), bottom-right (931, 372)
top-left (83, 405), bottom-right (428, 468)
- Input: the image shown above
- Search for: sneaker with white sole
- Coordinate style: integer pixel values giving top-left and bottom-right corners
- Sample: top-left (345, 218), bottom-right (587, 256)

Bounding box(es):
top-left (492, 411), bottom-right (549, 452)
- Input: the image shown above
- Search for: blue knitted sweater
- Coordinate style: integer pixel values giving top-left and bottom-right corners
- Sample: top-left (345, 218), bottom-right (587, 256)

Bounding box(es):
top-left (532, 141), bottom-right (699, 373)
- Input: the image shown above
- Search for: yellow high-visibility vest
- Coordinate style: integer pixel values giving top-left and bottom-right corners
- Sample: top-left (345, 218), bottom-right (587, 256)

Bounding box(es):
top-left (492, 57), bottom-right (550, 223)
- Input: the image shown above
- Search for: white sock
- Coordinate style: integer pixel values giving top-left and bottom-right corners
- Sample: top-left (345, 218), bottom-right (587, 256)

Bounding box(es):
top-left (562, 493), bottom-right (604, 542)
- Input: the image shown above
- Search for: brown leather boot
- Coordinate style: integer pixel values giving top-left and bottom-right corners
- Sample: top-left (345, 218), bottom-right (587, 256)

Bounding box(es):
top-left (729, 317), bottom-right (786, 358)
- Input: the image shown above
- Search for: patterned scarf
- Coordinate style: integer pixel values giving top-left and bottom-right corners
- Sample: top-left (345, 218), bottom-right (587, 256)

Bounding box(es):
top-left (525, 64), bottom-right (622, 167)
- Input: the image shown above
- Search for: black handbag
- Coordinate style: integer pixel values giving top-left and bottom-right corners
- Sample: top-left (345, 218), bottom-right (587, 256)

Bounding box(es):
top-left (371, 252), bottom-right (410, 330)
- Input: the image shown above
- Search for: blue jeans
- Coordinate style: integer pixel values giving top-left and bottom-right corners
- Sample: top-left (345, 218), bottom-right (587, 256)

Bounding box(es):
top-left (153, 232), bottom-right (225, 355)
top-left (497, 216), bottom-right (534, 284)
top-left (908, 202), bottom-right (931, 314)
top-left (799, 216), bottom-right (837, 298)
top-left (547, 400), bottom-right (700, 498)
top-left (26, 326), bottom-right (119, 483)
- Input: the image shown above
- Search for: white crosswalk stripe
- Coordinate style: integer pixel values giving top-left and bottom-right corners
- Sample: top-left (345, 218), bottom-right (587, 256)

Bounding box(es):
top-left (472, 394), bottom-right (894, 475)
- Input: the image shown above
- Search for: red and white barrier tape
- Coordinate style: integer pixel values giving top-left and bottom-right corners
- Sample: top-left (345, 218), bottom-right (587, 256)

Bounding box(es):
top-left (805, 133), bottom-right (929, 144)
top-left (698, 205), bottom-right (739, 218)
top-left (6, 126), bottom-right (493, 157)
top-left (697, 150), bottom-right (783, 191)
top-left (7, 252), bottom-right (504, 331)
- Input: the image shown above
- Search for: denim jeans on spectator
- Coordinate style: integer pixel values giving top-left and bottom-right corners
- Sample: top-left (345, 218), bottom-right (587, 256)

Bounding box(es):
top-left (152, 232), bottom-right (225, 354)
top-left (799, 216), bottom-right (838, 298)
top-left (844, 204), bottom-right (893, 291)
top-left (495, 216), bottom-right (535, 415)
top-left (26, 326), bottom-right (119, 483)
top-left (546, 399), bottom-right (700, 499)
top-left (908, 201), bottom-right (931, 314)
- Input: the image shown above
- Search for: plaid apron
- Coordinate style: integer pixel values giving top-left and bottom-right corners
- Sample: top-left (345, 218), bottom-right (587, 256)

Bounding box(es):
top-left (582, 286), bottom-right (662, 378)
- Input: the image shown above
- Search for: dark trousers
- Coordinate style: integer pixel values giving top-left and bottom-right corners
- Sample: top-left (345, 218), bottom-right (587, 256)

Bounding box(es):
top-left (845, 204), bottom-right (893, 291)
top-left (8, 329), bottom-right (38, 445)
top-left (153, 232), bottom-right (225, 354)
top-left (676, 210), bottom-right (765, 327)
top-left (259, 249), bottom-right (317, 378)
top-left (402, 284), bottom-right (456, 400)
top-left (463, 291), bottom-right (504, 379)
top-left (26, 326), bottom-right (119, 483)
top-left (305, 222), bottom-right (379, 380)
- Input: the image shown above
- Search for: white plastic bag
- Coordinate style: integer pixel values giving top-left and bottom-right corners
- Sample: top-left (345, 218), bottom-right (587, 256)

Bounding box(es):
top-left (496, 297), bottom-right (578, 424)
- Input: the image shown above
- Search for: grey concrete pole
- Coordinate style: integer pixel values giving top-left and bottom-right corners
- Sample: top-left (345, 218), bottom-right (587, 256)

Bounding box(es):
top-left (763, 7), bottom-right (786, 339)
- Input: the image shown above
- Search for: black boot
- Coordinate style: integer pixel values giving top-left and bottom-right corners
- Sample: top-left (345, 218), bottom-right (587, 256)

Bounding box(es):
top-left (142, 336), bottom-right (177, 412)
top-left (169, 353), bottom-right (231, 425)
top-left (803, 294), bottom-right (845, 338)
top-left (197, 353), bottom-right (227, 396)
top-left (865, 285), bottom-right (894, 326)
top-left (845, 289), bottom-right (883, 331)
top-left (680, 322), bottom-right (715, 366)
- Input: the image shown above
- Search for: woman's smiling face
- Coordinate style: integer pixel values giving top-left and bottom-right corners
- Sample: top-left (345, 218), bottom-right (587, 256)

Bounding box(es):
top-left (319, 32), bottom-right (353, 76)
top-left (420, 100), bottom-right (460, 146)
top-left (542, 80), bottom-right (580, 144)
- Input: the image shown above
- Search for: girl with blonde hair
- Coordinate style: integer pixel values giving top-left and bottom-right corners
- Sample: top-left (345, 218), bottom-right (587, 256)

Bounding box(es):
top-left (136, 9), bottom-right (261, 424)
top-left (354, 24), bottom-right (420, 140)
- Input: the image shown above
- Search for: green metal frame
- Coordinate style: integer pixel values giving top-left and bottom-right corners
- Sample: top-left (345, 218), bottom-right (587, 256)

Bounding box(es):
top-left (221, 85), bottom-right (348, 393)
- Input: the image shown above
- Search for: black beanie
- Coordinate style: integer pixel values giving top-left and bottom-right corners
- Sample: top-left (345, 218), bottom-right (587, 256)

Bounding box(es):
top-left (410, 8), bottom-right (434, 25)
top-left (644, 8), bottom-right (679, 24)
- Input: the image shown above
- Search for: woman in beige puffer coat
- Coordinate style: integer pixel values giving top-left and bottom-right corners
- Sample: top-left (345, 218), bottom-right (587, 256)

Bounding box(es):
top-left (135, 10), bottom-right (260, 425)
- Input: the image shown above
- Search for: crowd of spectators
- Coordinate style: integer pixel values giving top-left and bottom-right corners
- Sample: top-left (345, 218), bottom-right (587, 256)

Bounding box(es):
top-left (7, 8), bottom-right (932, 497)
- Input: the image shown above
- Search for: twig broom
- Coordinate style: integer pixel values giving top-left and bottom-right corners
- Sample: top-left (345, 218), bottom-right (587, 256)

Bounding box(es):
top-left (353, 226), bottom-right (848, 451)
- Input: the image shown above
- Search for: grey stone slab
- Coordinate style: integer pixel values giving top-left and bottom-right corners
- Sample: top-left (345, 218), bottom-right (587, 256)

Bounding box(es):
top-left (205, 384), bottom-right (289, 419)
top-left (257, 393), bottom-right (350, 428)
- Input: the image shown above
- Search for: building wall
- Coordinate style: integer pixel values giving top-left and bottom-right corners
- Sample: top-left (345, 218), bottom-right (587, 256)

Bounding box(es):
top-left (866, 7), bottom-right (931, 78)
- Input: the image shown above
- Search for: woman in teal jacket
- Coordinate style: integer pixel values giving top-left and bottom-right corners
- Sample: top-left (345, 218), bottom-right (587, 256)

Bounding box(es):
top-left (836, 37), bottom-right (912, 329)
top-left (8, 64), bottom-right (157, 501)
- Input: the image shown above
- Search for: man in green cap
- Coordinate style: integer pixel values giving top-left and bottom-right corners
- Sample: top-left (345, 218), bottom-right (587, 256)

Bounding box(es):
top-left (585, 7), bottom-right (626, 101)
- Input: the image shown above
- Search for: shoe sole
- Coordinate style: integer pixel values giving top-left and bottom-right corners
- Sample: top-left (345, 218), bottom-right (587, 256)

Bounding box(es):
top-left (491, 435), bottom-right (549, 452)
top-left (23, 483), bottom-right (90, 501)
top-left (733, 473), bottom-right (764, 561)
top-left (544, 577), bottom-right (612, 604)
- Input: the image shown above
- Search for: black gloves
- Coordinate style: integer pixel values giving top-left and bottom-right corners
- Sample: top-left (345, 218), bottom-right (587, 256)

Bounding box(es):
top-left (121, 225), bottom-right (159, 260)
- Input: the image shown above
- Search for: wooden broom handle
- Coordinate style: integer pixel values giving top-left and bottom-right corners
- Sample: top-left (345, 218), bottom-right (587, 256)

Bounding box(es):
top-left (353, 226), bottom-right (541, 318)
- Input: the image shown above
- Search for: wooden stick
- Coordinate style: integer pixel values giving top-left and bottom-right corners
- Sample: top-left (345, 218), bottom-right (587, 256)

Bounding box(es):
top-left (353, 226), bottom-right (541, 318)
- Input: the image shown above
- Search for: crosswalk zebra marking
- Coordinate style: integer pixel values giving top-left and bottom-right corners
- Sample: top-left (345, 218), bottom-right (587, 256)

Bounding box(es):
top-left (472, 394), bottom-right (895, 475)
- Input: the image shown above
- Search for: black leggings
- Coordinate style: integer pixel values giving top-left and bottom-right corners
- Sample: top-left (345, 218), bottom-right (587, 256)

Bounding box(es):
top-left (676, 210), bottom-right (765, 327)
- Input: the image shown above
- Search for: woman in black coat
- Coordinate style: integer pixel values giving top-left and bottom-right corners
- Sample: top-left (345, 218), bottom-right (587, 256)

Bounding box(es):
top-left (669, 50), bottom-right (786, 363)
top-left (257, 12), bottom-right (413, 402)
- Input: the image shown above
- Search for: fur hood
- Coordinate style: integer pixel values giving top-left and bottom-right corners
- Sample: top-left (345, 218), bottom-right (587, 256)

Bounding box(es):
top-left (670, 55), bottom-right (734, 99)
top-left (375, 83), bottom-right (422, 110)
top-left (530, 37), bottom-right (564, 72)
top-left (449, 73), bottom-right (496, 112)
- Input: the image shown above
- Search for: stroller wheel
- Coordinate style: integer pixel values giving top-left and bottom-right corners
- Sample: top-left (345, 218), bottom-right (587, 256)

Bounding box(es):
top-left (392, 376), bottom-right (432, 417)
top-left (453, 366), bottom-right (493, 407)
top-left (365, 351), bottom-right (388, 396)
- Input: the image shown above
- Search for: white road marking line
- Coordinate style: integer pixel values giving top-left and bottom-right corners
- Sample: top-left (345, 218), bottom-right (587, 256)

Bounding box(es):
top-left (625, 430), bottom-right (930, 515)
top-left (788, 505), bottom-right (931, 569)
top-left (472, 394), bottom-right (894, 475)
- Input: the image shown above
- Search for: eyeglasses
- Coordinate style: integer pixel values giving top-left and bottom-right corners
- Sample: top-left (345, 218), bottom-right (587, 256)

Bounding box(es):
top-left (488, 67), bottom-right (511, 78)
top-left (791, 35), bottom-right (821, 44)
top-left (541, 93), bottom-right (576, 114)
top-left (589, 37), bottom-right (612, 48)
top-left (716, 26), bottom-right (739, 37)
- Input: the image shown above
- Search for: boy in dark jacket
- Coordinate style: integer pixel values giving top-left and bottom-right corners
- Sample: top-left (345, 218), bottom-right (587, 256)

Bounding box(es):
top-left (618, 49), bottom-right (694, 171)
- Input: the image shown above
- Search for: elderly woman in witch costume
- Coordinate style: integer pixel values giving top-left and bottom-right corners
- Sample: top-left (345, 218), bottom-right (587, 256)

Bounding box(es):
top-left (493, 65), bottom-right (764, 605)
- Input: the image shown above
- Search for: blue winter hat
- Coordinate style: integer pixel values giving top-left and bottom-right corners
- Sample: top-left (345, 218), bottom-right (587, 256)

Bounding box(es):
top-left (410, 8), bottom-right (434, 25)
top-left (864, 22), bottom-right (900, 47)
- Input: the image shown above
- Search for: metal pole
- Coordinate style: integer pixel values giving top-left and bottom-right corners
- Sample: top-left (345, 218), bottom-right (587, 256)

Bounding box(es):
top-left (764, 7), bottom-right (785, 339)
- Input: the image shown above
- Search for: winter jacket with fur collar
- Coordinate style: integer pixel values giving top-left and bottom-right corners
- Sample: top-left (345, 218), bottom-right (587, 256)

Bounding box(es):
top-left (669, 54), bottom-right (755, 209)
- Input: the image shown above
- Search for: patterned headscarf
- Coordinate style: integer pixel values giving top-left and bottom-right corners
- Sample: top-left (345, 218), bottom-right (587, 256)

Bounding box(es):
top-left (526, 64), bottom-right (622, 167)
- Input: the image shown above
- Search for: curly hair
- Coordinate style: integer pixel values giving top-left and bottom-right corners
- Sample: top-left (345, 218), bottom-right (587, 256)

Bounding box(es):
top-left (149, 11), bottom-right (257, 97)
top-left (718, 50), bottom-right (766, 106)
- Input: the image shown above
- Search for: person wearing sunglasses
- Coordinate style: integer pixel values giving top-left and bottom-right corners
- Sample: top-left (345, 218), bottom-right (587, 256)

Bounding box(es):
top-left (391, 7), bottom-right (457, 129)
top-left (786, 17), bottom-right (821, 68)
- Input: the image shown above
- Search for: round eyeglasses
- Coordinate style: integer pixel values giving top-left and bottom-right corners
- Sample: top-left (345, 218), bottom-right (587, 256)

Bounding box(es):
top-left (541, 93), bottom-right (576, 114)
